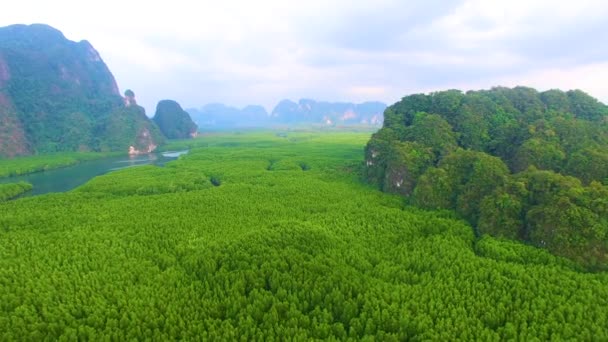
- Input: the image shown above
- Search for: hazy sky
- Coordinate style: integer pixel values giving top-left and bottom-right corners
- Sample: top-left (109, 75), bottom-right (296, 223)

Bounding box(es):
top-left (2, 0), bottom-right (608, 114)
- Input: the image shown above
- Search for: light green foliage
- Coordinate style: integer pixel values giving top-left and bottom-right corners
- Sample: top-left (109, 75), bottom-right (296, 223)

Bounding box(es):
top-left (0, 151), bottom-right (121, 177)
top-left (75, 165), bottom-right (211, 196)
top-left (0, 181), bottom-right (32, 201)
top-left (1, 132), bottom-right (608, 339)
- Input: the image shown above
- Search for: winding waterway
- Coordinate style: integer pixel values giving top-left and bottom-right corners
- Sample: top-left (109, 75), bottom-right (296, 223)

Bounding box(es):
top-left (0, 151), bottom-right (188, 196)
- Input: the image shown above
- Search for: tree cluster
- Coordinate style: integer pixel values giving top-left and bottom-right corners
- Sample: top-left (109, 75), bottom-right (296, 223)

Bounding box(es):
top-left (1, 132), bottom-right (607, 339)
top-left (0, 181), bottom-right (31, 201)
top-left (366, 87), bottom-right (608, 269)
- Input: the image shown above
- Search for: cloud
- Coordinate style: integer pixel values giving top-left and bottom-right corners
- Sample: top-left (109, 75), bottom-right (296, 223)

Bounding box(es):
top-left (1, 0), bottom-right (607, 112)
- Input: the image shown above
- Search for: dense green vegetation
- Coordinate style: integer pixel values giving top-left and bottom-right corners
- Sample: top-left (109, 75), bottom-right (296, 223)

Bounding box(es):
top-left (1, 131), bottom-right (607, 340)
top-left (365, 87), bottom-right (608, 270)
top-left (153, 100), bottom-right (198, 139)
top-left (0, 152), bottom-right (121, 178)
top-left (97, 104), bottom-right (165, 153)
top-left (0, 24), bottom-right (164, 156)
top-left (0, 181), bottom-right (31, 201)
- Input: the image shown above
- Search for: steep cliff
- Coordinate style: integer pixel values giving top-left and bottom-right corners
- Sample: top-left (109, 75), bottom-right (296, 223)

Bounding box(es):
top-left (0, 24), bottom-right (162, 156)
top-left (98, 90), bottom-right (165, 154)
top-left (153, 100), bottom-right (197, 139)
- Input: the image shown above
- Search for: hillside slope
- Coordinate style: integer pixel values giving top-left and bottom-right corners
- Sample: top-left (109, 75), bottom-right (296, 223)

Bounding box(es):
top-left (0, 24), bottom-right (162, 156)
top-left (366, 86), bottom-right (608, 269)
top-left (153, 100), bottom-right (197, 139)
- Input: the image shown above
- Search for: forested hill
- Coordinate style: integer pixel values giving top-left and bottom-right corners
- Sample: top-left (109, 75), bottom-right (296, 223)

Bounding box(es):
top-left (153, 100), bottom-right (198, 139)
top-left (0, 24), bottom-right (163, 157)
top-left (365, 86), bottom-right (608, 270)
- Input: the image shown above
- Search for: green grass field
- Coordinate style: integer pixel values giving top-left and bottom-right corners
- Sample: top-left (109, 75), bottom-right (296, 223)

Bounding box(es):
top-left (1, 131), bottom-right (607, 340)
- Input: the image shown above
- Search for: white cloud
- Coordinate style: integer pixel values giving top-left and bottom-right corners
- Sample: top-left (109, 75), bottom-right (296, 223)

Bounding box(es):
top-left (1, 0), bottom-right (608, 111)
top-left (499, 62), bottom-right (608, 100)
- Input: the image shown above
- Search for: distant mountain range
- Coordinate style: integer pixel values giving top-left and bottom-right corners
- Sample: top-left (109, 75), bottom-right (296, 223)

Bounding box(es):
top-left (187, 99), bottom-right (386, 129)
top-left (0, 23), bottom-right (385, 157)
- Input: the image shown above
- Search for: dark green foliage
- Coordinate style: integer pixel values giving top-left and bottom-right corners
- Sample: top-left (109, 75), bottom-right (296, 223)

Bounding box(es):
top-left (384, 93), bottom-right (430, 127)
top-left (366, 86), bottom-right (608, 269)
top-left (382, 141), bottom-right (434, 195)
top-left (404, 112), bottom-right (458, 159)
top-left (480, 169), bottom-right (608, 270)
top-left (0, 181), bottom-right (31, 201)
top-left (540, 89), bottom-right (571, 114)
top-left (153, 100), bottom-right (198, 139)
top-left (97, 105), bottom-right (165, 152)
top-left (1, 132), bottom-right (607, 339)
top-left (565, 147), bottom-right (608, 184)
top-left (443, 150), bottom-right (509, 226)
top-left (513, 138), bottom-right (566, 172)
top-left (0, 24), bottom-right (162, 156)
top-left (411, 167), bottom-right (453, 210)
top-left (567, 89), bottom-right (608, 121)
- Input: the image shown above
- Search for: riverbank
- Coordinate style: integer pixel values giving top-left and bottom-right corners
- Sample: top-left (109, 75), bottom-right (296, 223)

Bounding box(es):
top-left (0, 182), bottom-right (33, 202)
top-left (0, 152), bottom-right (124, 178)
top-left (0, 151), bottom-right (188, 197)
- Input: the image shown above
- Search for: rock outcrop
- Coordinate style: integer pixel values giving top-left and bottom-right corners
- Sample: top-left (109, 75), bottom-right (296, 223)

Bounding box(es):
top-left (98, 90), bottom-right (164, 153)
top-left (0, 24), bottom-right (163, 156)
top-left (153, 100), bottom-right (198, 139)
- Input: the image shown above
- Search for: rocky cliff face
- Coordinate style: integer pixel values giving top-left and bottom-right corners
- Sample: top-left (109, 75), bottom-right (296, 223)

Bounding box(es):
top-left (98, 91), bottom-right (165, 154)
top-left (0, 24), bottom-right (162, 156)
top-left (153, 100), bottom-right (198, 139)
top-left (0, 35), bottom-right (30, 156)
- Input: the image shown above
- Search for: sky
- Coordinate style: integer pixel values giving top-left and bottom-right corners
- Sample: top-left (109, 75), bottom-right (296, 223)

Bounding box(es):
top-left (1, 0), bottom-right (608, 114)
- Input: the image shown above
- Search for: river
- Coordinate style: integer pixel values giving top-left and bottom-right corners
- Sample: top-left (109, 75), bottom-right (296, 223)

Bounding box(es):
top-left (0, 151), bottom-right (188, 196)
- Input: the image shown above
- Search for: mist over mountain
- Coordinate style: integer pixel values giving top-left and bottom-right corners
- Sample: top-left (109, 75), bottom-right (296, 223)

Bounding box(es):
top-left (187, 103), bottom-right (270, 129)
top-left (271, 99), bottom-right (385, 125)
top-left (0, 24), bottom-right (163, 156)
top-left (187, 99), bottom-right (385, 129)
